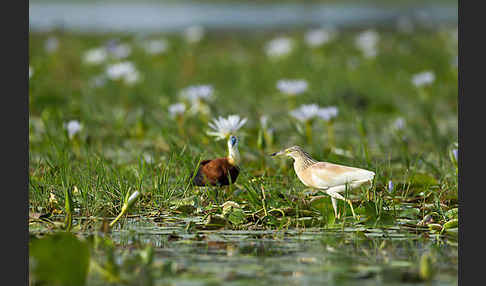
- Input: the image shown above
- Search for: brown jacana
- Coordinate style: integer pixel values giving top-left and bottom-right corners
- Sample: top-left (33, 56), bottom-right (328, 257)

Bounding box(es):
top-left (192, 135), bottom-right (240, 186)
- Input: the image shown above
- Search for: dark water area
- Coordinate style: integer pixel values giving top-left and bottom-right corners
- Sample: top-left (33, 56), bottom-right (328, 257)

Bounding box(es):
top-left (29, 1), bottom-right (457, 33)
top-left (29, 216), bottom-right (457, 285)
top-left (106, 217), bottom-right (457, 285)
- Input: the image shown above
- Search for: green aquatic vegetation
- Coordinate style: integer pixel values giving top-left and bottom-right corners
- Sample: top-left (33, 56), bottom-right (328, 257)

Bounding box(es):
top-left (30, 232), bottom-right (90, 286)
top-left (63, 187), bottom-right (74, 231)
top-left (110, 190), bottom-right (142, 227)
top-left (30, 217), bottom-right (457, 285)
top-left (29, 25), bottom-right (457, 285)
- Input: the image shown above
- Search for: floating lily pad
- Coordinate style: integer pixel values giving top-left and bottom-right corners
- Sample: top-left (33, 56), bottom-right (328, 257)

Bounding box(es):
top-left (203, 214), bottom-right (227, 229)
top-left (30, 232), bottom-right (90, 286)
top-left (170, 198), bottom-right (197, 214)
top-left (222, 201), bottom-right (247, 226)
top-left (445, 208), bottom-right (458, 220)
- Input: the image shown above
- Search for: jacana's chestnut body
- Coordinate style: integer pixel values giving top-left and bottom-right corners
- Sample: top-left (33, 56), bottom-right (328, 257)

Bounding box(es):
top-left (192, 135), bottom-right (241, 187)
top-left (193, 158), bottom-right (239, 186)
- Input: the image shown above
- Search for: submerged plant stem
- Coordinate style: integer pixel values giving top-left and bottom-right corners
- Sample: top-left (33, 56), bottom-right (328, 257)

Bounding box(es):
top-left (109, 206), bottom-right (128, 227)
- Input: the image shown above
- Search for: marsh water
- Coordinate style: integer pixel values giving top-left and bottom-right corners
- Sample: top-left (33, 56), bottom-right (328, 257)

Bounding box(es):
top-left (50, 216), bottom-right (455, 286)
top-left (29, 1), bottom-right (457, 33)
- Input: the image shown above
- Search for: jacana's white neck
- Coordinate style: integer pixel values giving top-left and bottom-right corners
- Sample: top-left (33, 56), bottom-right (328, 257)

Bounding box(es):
top-left (227, 145), bottom-right (240, 165)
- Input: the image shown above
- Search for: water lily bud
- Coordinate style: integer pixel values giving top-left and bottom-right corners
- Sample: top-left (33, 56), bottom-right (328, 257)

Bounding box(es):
top-left (125, 191), bottom-right (141, 210)
top-left (110, 191), bottom-right (141, 228)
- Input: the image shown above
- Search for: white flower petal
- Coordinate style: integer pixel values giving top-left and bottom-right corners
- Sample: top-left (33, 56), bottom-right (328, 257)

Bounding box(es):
top-left (184, 25), bottom-right (205, 43)
top-left (305, 28), bottom-right (336, 47)
top-left (412, 71), bottom-right (435, 87)
top-left (265, 37), bottom-right (293, 58)
top-left (355, 30), bottom-right (379, 58)
top-left (206, 114), bottom-right (247, 140)
top-left (277, 79), bottom-right (308, 96)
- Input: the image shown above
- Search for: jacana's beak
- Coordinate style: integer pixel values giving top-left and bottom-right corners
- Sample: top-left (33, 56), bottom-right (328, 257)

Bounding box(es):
top-left (270, 150), bottom-right (285, 157)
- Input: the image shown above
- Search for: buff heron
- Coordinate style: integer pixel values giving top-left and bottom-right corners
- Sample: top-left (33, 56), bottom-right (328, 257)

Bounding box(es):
top-left (271, 146), bottom-right (375, 219)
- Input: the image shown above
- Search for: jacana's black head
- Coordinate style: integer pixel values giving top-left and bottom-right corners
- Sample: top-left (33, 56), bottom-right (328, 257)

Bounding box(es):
top-left (229, 135), bottom-right (238, 147)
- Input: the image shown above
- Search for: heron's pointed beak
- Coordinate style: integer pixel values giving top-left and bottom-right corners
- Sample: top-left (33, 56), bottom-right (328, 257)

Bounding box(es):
top-left (270, 150), bottom-right (285, 157)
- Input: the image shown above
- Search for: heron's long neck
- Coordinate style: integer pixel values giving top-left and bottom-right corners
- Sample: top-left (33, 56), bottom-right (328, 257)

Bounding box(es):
top-left (293, 152), bottom-right (317, 172)
top-left (227, 145), bottom-right (240, 166)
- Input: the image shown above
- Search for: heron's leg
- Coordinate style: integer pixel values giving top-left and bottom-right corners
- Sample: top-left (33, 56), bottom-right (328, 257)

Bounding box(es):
top-left (331, 197), bottom-right (339, 218)
top-left (327, 190), bottom-right (356, 219)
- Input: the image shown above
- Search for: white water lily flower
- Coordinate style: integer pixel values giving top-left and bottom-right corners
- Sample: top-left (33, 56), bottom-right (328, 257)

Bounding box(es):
top-left (332, 147), bottom-right (352, 157)
top-left (189, 100), bottom-right (210, 115)
top-left (65, 120), bottom-right (82, 139)
top-left (276, 79), bottom-right (308, 96)
top-left (143, 39), bottom-right (168, 54)
top-left (305, 28), bottom-right (335, 47)
top-left (316, 106), bottom-right (338, 121)
top-left (83, 42), bottom-right (131, 64)
top-left (290, 104), bottom-right (338, 122)
top-left (290, 104), bottom-right (321, 122)
top-left (265, 37), bottom-right (293, 58)
top-left (168, 103), bottom-right (186, 118)
top-left (108, 43), bottom-right (132, 59)
top-left (412, 71), bottom-right (435, 87)
top-left (393, 117), bottom-right (405, 130)
top-left (83, 48), bottom-right (108, 65)
top-left (124, 71), bottom-right (140, 85)
top-left (179, 85), bottom-right (213, 115)
top-left (184, 25), bottom-right (205, 43)
top-left (207, 115), bottom-right (247, 140)
top-left (106, 61), bottom-right (141, 85)
top-left (45, 36), bottom-right (59, 53)
top-left (143, 154), bottom-right (154, 164)
top-left (355, 30), bottom-right (379, 58)
top-left (179, 85), bottom-right (214, 102)
top-left (105, 62), bottom-right (134, 80)
top-left (260, 115), bottom-right (269, 129)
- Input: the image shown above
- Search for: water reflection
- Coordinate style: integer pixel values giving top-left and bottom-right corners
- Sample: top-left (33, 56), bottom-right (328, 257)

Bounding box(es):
top-left (99, 217), bottom-right (458, 285)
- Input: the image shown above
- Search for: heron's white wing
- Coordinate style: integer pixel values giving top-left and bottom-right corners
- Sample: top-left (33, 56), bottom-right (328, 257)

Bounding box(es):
top-left (307, 162), bottom-right (375, 189)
